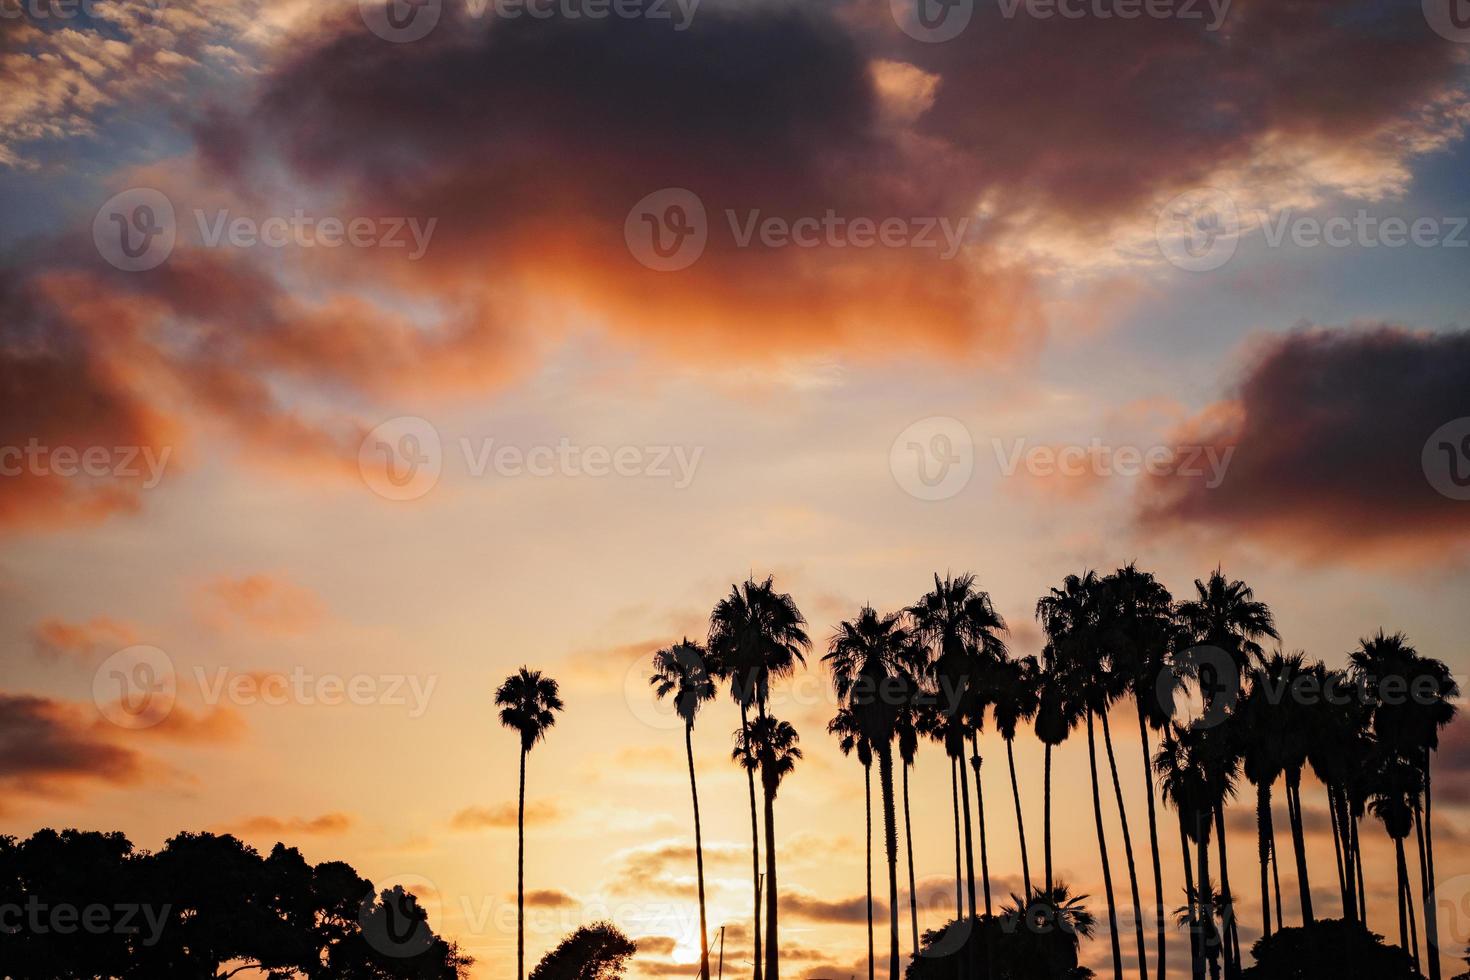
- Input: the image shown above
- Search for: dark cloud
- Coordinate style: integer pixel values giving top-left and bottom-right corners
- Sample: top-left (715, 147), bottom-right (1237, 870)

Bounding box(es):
top-left (783, 889), bottom-right (885, 924)
top-left (1136, 325), bottom-right (1470, 562)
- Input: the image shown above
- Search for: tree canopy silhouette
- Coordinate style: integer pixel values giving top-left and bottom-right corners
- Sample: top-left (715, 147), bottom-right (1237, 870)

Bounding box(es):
top-left (527, 922), bottom-right (637, 980)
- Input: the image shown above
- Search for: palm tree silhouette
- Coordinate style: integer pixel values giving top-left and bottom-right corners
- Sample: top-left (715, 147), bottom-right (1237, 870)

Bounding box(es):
top-left (990, 652), bottom-right (1040, 894)
top-left (895, 684), bottom-right (925, 957)
top-left (733, 715), bottom-right (802, 980)
top-left (709, 575), bottom-right (811, 980)
top-left (1038, 570), bottom-right (1124, 980)
top-left (826, 605), bottom-right (920, 980)
top-left (1156, 725), bottom-right (1213, 980)
top-left (1369, 750), bottom-right (1425, 972)
top-left (909, 572), bottom-right (1007, 920)
top-left (829, 704), bottom-right (875, 980)
top-left (1174, 879), bottom-right (1225, 980)
top-left (1353, 631), bottom-right (1460, 980)
top-left (1238, 654), bottom-right (1294, 942)
top-left (1101, 563), bottom-right (1177, 980)
top-left (649, 639), bottom-right (718, 980)
top-left (1032, 641), bottom-right (1084, 896)
top-left (495, 667), bottom-right (564, 980)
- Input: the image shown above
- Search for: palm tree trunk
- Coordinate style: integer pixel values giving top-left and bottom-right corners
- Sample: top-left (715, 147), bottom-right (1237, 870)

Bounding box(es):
top-left (685, 723), bottom-right (711, 980)
top-left (1416, 806), bottom-right (1430, 977)
top-left (526, 746), bottom-right (532, 980)
top-left (949, 756), bottom-right (962, 921)
top-left (1328, 786), bottom-right (1348, 918)
top-left (903, 762), bottom-right (919, 958)
top-left (1269, 823), bottom-right (1284, 933)
top-left (1285, 771), bottom-right (1313, 924)
top-left (968, 731), bottom-right (992, 917)
top-left (1213, 805), bottom-right (1239, 979)
top-left (957, 746), bottom-right (978, 921)
top-left (743, 707), bottom-right (763, 980)
top-left (1101, 709), bottom-right (1148, 980)
top-left (1256, 781), bottom-right (1272, 941)
top-left (1423, 749), bottom-right (1442, 980)
top-left (1087, 709), bottom-right (1124, 980)
top-left (1181, 811), bottom-right (1204, 980)
top-left (1045, 743), bottom-right (1054, 893)
top-left (1396, 836), bottom-right (1410, 959)
top-left (1354, 816), bottom-right (1367, 928)
top-left (1137, 706), bottom-right (1165, 980)
top-left (763, 777), bottom-right (779, 980)
top-left (1006, 737), bottom-right (1031, 894)
top-left (1334, 785), bottom-right (1358, 924)
top-left (867, 761), bottom-right (875, 980)
top-left (879, 746), bottom-right (901, 980)
top-left (1196, 820), bottom-right (1214, 980)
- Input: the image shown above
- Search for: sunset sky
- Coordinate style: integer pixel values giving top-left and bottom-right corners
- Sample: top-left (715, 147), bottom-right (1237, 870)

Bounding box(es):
top-left (3, 0), bottom-right (1470, 977)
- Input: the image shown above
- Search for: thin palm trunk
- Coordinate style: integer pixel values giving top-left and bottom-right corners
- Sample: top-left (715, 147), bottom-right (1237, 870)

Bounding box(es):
top-left (903, 762), bottom-right (919, 958)
top-left (1423, 750), bottom-right (1442, 980)
top-left (1269, 826), bottom-right (1284, 933)
top-left (1180, 811), bottom-right (1203, 980)
top-left (1395, 836), bottom-right (1410, 960)
top-left (517, 747), bottom-right (528, 980)
top-left (1044, 743), bottom-right (1054, 892)
top-left (1101, 710), bottom-right (1148, 980)
top-left (879, 746), bottom-right (901, 980)
top-left (1256, 781), bottom-right (1272, 941)
top-left (949, 756), bottom-right (961, 920)
top-left (957, 746), bottom-right (978, 921)
top-left (1196, 819), bottom-right (1214, 980)
top-left (743, 707), bottom-right (763, 980)
top-left (1415, 807), bottom-right (1430, 976)
top-left (1087, 709), bottom-right (1124, 980)
top-left (1328, 787), bottom-right (1348, 918)
top-left (867, 761), bottom-right (875, 980)
top-left (763, 777), bottom-right (779, 980)
top-left (685, 723), bottom-right (711, 980)
top-left (1138, 707), bottom-right (1165, 980)
top-left (1285, 772), bottom-right (1313, 924)
top-left (969, 732), bottom-right (992, 917)
top-left (1006, 737), bottom-right (1032, 893)
top-left (1334, 785), bottom-right (1358, 924)
top-left (1354, 816), bottom-right (1367, 927)
top-left (1213, 805), bottom-right (1239, 979)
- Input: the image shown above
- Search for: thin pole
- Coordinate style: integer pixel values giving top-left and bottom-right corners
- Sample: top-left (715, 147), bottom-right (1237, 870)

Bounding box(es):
top-left (717, 925), bottom-right (725, 980)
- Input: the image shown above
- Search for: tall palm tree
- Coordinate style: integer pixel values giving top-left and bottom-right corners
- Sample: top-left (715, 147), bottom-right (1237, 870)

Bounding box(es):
top-left (1369, 751), bottom-right (1425, 969)
top-left (895, 689), bottom-right (924, 957)
top-left (909, 571), bottom-right (1007, 919)
top-left (825, 605), bottom-right (918, 980)
top-left (733, 716), bottom-right (802, 980)
top-left (649, 639), bottom-right (718, 980)
top-left (1102, 562), bottom-right (1178, 980)
top-left (990, 653), bottom-right (1040, 894)
top-left (495, 667), bottom-right (565, 980)
top-left (709, 576), bottom-right (811, 980)
top-left (1353, 631), bottom-right (1460, 980)
top-left (1199, 720), bottom-right (1244, 979)
top-left (1157, 725), bottom-right (1213, 980)
top-left (830, 704), bottom-right (876, 980)
top-left (1037, 570), bottom-right (1124, 980)
top-left (1175, 569), bottom-right (1278, 673)
top-left (1032, 642), bottom-right (1084, 895)
top-left (1238, 654), bottom-right (1292, 942)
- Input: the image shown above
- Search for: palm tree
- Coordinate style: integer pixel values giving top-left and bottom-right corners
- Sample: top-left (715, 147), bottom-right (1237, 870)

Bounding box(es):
top-left (990, 653), bottom-right (1040, 894)
top-left (1261, 653), bottom-right (1317, 928)
top-left (1037, 570), bottom-right (1124, 980)
top-left (1000, 883), bottom-right (1098, 977)
top-left (495, 667), bottom-right (565, 980)
top-left (649, 639), bottom-right (718, 980)
top-left (1369, 751), bottom-right (1425, 969)
top-left (1174, 569), bottom-right (1278, 672)
top-left (825, 605), bottom-right (918, 980)
top-left (1174, 880), bottom-right (1225, 980)
top-left (1032, 642), bottom-right (1084, 895)
top-left (1353, 631), bottom-right (1460, 980)
top-left (1157, 725), bottom-right (1213, 980)
top-left (733, 716), bottom-right (802, 980)
top-left (1101, 563), bottom-right (1177, 980)
top-left (895, 688), bottom-right (924, 957)
top-left (909, 572), bottom-right (1007, 919)
top-left (1238, 654), bottom-right (1292, 942)
top-left (1198, 720), bottom-right (1243, 979)
top-left (830, 705), bottom-right (876, 980)
top-left (709, 576), bottom-right (811, 980)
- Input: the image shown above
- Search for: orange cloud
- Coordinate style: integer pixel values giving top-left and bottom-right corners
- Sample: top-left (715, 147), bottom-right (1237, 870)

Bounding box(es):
top-left (222, 812), bottom-right (356, 838)
top-left (30, 616), bottom-right (140, 659)
top-left (199, 573), bottom-right (327, 635)
top-left (450, 800), bottom-right (561, 831)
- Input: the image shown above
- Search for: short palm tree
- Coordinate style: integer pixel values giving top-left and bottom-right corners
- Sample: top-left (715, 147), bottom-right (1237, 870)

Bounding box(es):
top-left (495, 667), bottom-right (564, 980)
top-left (708, 576), bottom-right (810, 980)
top-left (830, 705), bottom-right (876, 980)
top-left (1239, 654), bottom-right (1292, 941)
top-left (649, 639), bottom-right (718, 980)
top-left (1157, 725), bottom-right (1213, 980)
top-left (733, 716), bottom-right (802, 980)
top-left (825, 605), bottom-right (919, 980)
top-left (1369, 751), bottom-right (1425, 970)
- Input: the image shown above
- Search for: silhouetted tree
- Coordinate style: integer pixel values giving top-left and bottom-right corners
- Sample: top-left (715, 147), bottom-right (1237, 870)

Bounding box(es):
top-left (733, 715), bottom-right (801, 980)
top-left (830, 703), bottom-right (876, 980)
top-left (1241, 919), bottom-right (1425, 980)
top-left (496, 667), bottom-right (565, 980)
top-left (528, 923), bottom-right (636, 980)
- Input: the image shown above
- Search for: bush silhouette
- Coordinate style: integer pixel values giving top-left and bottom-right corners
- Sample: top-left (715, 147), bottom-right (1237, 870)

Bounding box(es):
top-left (1241, 918), bottom-right (1424, 979)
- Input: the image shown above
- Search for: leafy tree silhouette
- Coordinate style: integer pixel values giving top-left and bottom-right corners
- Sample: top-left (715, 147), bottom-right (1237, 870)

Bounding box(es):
top-left (527, 922), bottom-right (637, 980)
